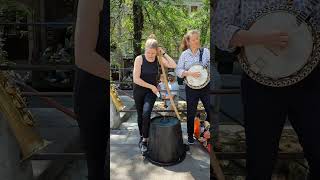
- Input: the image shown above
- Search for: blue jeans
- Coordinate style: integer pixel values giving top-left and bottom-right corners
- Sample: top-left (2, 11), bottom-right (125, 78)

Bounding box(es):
top-left (133, 85), bottom-right (157, 138)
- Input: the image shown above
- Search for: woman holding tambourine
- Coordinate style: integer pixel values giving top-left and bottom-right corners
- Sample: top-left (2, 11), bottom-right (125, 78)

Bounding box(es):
top-left (176, 30), bottom-right (211, 145)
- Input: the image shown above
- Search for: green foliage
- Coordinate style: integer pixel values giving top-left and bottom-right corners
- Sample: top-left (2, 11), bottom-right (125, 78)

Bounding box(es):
top-left (0, 0), bottom-right (31, 64)
top-left (111, 0), bottom-right (209, 63)
top-left (0, 0), bottom-right (31, 22)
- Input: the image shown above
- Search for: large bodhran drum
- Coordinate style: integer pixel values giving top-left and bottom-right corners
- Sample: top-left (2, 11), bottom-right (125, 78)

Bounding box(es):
top-left (239, 5), bottom-right (320, 87)
top-left (146, 116), bottom-right (186, 166)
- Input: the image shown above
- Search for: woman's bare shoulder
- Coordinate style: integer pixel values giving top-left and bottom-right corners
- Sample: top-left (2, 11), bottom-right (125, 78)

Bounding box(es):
top-left (134, 55), bottom-right (143, 64)
top-left (135, 55), bottom-right (143, 61)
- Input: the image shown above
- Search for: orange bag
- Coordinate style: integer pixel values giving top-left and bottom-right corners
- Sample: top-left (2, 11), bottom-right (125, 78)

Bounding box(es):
top-left (194, 116), bottom-right (201, 138)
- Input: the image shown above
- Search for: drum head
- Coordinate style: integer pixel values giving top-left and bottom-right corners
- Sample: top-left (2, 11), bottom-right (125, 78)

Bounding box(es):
top-left (185, 64), bottom-right (209, 89)
top-left (239, 5), bottom-right (320, 87)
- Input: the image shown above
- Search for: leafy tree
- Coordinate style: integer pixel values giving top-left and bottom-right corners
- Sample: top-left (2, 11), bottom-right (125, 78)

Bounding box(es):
top-left (111, 0), bottom-right (210, 64)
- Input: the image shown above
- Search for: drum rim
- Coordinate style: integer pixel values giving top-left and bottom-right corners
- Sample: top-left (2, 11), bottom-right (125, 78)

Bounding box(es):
top-left (151, 115), bottom-right (180, 126)
top-left (145, 144), bottom-right (187, 166)
top-left (185, 63), bottom-right (210, 89)
top-left (239, 5), bottom-right (320, 87)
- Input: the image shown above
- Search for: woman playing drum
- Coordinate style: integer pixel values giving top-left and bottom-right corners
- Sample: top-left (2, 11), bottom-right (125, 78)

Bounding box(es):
top-left (133, 35), bottom-right (176, 156)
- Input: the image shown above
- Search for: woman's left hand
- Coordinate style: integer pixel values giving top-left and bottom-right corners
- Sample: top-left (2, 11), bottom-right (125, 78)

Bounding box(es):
top-left (158, 47), bottom-right (165, 56)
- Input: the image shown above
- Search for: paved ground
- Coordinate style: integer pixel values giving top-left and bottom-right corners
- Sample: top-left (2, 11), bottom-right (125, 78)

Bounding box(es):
top-left (111, 95), bottom-right (210, 180)
top-left (110, 130), bottom-right (210, 180)
top-left (28, 107), bottom-right (210, 180)
top-left (110, 123), bottom-right (210, 180)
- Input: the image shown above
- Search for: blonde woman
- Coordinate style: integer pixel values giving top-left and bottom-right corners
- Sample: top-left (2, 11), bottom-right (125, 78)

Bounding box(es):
top-left (176, 30), bottom-right (211, 145)
top-left (133, 35), bottom-right (176, 156)
top-left (74, 0), bottom-right (108, 179)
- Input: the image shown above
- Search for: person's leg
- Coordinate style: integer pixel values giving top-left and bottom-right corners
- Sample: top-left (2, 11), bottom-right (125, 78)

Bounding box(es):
top-left (186, 87), bottom-right (200, 143)
top-left (133, 87), bottom-right (146, 138)
top-left (241, 77), bottom-right (287, 180)
top-left (288, 88), bottom-right (320, 180)
top-left (74, 68), bottom-right (108, 180)
top-left (199, 86), bottom-right (222, 150)
top-left (138, 92), bottom-right (156, 156)
top-left (141, 92), bottom-right (157, 139)
top-left (199, 86), bottom-right (211, 124)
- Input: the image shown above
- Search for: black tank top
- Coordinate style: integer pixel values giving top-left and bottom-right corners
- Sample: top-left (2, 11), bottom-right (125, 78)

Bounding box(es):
top-left (136, 55), bottom-right (158, 88)
top-left (96, 1), bottom-right (107, 61)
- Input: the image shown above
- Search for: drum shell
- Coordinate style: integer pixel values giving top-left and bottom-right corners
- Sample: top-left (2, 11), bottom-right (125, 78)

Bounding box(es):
top-left (147, 116), bottom-right (185, 165)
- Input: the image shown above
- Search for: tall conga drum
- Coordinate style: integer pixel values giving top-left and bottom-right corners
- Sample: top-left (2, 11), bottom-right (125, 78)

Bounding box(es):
top-left (146, 116), bottom-right (186, 166)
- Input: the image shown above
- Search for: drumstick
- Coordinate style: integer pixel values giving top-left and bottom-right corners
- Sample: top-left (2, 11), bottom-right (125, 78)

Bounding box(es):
top-left (157, 53), bottom-right (181, 120)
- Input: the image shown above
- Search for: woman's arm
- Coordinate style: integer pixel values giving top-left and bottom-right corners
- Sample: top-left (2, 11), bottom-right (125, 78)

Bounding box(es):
top-left (230, 30), bottom-right (289, 49)
top-left (75, 0), bottom-right (108, 80)
top-left (213, 0), bottom-right (241, 52)
top-left (133, 56), bottom-right (156, 90)
top-left (158, 48), bottom-right (176, 68)
top-left (175, 53), bottom-right (198, 78)
top-left (159, 54), bottom-right (176, 69)
top-left (175, 53), bottom-right (186, 78)
top-left (213, 0), bottom-right (288, 50)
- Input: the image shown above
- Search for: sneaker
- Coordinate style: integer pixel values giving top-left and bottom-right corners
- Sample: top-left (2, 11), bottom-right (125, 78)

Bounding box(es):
top-left (188, 136), bottom-right (195, 145)
top-left (139, 137), bottom-right (143, 144)
top-left (140, 141), bottom-right (148, 156)
top-left (138, 137), bottom-right (143, 148)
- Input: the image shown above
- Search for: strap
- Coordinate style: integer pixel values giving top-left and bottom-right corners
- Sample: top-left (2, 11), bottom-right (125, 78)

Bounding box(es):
top-left (199, 48), bottom-right (204, 63)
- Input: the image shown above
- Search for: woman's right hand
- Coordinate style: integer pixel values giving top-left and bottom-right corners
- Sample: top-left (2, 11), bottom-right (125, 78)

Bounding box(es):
top-left (150, 85), bottom-right (159, 95)
top-left (260, 31), bottom-right (289, 49)
top-left (188, 71), bottom-right (201, 78)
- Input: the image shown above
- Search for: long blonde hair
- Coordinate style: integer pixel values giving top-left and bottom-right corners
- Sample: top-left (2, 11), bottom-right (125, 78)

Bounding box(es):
top-left (180, 30), bottom-right (201, 51)
top-left (145, 34), bottom-right (158, 50)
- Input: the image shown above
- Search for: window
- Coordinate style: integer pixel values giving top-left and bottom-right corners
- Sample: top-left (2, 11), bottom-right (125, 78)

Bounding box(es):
top-left (191, 6), bottom-right (198, 12)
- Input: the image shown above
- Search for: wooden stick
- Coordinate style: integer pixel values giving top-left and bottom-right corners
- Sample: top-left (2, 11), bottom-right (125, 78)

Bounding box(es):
top-left (157, 53), bottom-right (181, 120)
top-left (210, 146), bottom-right (226, 180)
top-left (194, 137), bottom-right (225, 180)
